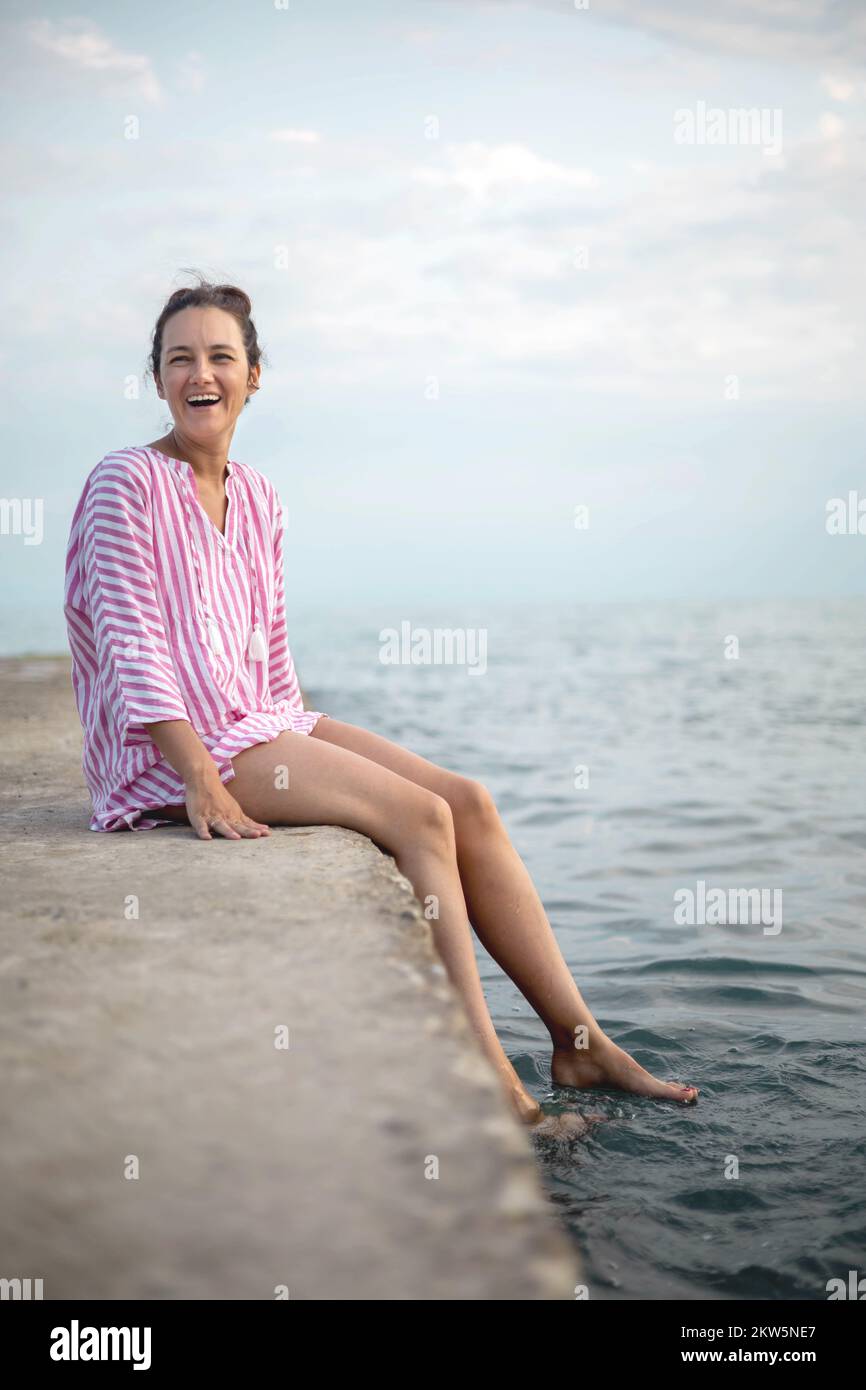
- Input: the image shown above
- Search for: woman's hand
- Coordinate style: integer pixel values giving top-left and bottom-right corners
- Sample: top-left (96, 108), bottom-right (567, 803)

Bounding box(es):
top-left (184, 774), bottom-right (271, 841)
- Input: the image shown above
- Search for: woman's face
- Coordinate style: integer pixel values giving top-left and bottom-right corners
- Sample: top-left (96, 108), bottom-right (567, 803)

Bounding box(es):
top-left (156, 305), bottom-right (260, 446)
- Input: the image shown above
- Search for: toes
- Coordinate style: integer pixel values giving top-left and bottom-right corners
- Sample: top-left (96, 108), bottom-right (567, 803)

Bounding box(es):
top-left (662, 1081), bottom-right (699, 1102)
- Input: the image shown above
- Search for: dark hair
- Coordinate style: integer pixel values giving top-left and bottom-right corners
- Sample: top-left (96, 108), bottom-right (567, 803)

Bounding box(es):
top-left (145, 271), bottom-right (267, 409)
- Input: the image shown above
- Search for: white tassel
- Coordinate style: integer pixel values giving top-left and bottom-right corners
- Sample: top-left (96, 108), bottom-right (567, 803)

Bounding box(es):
top-left (206, 616), bottom-right (225, 656)
top-left (247, 623), bottom-right (267, 662)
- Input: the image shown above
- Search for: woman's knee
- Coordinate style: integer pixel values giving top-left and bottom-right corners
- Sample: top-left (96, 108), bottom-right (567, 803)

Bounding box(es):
top-left (228, 732), bottom-right (457, 859)
top-left (404, 789), bottom-right (456, 855)
top-left (448, 776), bottom-right (500, 836)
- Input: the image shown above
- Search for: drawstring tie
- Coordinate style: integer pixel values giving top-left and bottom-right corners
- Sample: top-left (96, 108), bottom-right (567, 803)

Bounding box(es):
top-left (238, 481), bottom-right (267, 662)
top-left (180, 461), bottom-right (267, 664)
top-left (206, 607), bottom-right (265, 662)
top-left (247, 623), bottom-right (267, 662)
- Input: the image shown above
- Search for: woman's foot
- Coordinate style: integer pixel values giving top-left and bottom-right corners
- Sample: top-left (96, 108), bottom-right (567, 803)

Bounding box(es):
top-left (550, 1034), bottom-right (698, 1103)
top-left (530, 1110), bottom-right (596, 1140)
top-left (510, 1087), bottom-right (544, 1125)
top-left (506, 1085), bottom-right (596, 1139)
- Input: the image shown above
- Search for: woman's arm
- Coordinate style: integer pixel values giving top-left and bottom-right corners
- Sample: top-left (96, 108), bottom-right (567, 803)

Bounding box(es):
top-left (142, 717), bottom-right (270, 840)
top-left (141, 717), bottom-right (222, 785)
top-left (140, 717), bottom-right (269, 834)
top-left (79, 458), bottom-right (267, 840)
top-left (79, 458), bottom-right (190, 737)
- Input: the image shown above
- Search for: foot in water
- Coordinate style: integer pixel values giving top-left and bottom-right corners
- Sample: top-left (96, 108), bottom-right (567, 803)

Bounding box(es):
top-left (508, 1087), bottom-right (602, 1138)
top-left (550, 1035), bottom-right (698, 1103)
top-left (530, 1110), bottom-right (604, 1140)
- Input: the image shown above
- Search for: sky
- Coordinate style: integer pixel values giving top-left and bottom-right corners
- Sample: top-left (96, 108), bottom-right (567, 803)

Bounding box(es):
top-left (1, 0), bottom-right (864, 649)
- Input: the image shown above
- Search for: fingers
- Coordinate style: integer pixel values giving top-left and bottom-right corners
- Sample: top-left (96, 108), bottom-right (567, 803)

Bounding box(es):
top-left (223, 817), bottom-right (270, 838)
top-left (215, 819), bottom-right (271, 839)
top-left (211, 818), bottom-right (242, 840)
top-left (194, 818), bottom-right (271, 840)
top-left (188, 805), bottom-right (271, 840)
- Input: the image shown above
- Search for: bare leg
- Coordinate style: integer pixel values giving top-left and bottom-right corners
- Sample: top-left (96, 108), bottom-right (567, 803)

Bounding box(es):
top-left (309, 719), bottom-right (698, 1104)
top-left (150, 728), bottom-right (544, 1125)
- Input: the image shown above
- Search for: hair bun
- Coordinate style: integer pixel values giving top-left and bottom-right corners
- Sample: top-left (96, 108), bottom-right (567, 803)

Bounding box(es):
top-left (213, 284), bottom-right (252, 314)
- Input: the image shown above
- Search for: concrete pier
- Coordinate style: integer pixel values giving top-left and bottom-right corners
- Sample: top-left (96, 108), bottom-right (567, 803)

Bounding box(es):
top-left (0, 657), bottom-right (581, 1300)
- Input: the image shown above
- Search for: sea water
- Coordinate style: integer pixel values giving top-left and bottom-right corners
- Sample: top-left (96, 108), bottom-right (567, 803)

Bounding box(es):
top-left (299, 596), bottom-right (866, 1301)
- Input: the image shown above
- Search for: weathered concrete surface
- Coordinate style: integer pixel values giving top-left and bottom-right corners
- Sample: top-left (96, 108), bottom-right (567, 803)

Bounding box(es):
top-left (0, 657), bottom-right (581, 1300)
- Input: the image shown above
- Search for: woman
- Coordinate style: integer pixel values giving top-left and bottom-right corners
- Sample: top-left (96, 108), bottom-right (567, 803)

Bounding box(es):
top-left (64, 277), bottom-right (699, 1130)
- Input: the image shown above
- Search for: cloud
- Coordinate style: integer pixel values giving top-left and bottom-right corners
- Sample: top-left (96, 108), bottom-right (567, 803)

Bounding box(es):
top-left (597, 0), bottom-right (866, 65)
top-left (412, 140), bottom-right (599, 207)
top-left (269, 129), bottom-right (323, 144)
top-left (2, 117), bottom-right (863, 403)
top-left (25, 16), bottom-right (162, 103)
top-left (435, 0), bottom-right (866, 66)
top-left (4, 5), bottom-right (864, 407)
top-left (820, 71), bottom-right (866, 101)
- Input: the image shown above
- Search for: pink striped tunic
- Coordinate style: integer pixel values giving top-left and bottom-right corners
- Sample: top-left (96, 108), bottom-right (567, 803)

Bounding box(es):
top-left (63, 445), bottom-right (329, 831)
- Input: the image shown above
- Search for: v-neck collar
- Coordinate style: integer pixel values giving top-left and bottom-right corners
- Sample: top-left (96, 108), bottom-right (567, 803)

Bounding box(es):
top-left (139, 444), bottom-right (264, 659)
top-left (145, 446), bottom-right (239, 550)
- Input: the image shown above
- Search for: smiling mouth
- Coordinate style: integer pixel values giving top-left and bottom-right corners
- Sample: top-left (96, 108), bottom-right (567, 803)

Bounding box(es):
top-left (186, 395), bottom-right (222, 409)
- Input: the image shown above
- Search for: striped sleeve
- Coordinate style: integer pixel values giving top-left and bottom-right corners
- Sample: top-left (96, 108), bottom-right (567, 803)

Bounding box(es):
top-left (267, 494), bottom-right (303, 709)
top-left (80, 459), bottom-right (190, 737)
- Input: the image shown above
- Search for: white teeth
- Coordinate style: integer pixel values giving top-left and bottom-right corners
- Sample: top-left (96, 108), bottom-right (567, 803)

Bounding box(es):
top-left (187, 394), bottom-right (220, 403)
